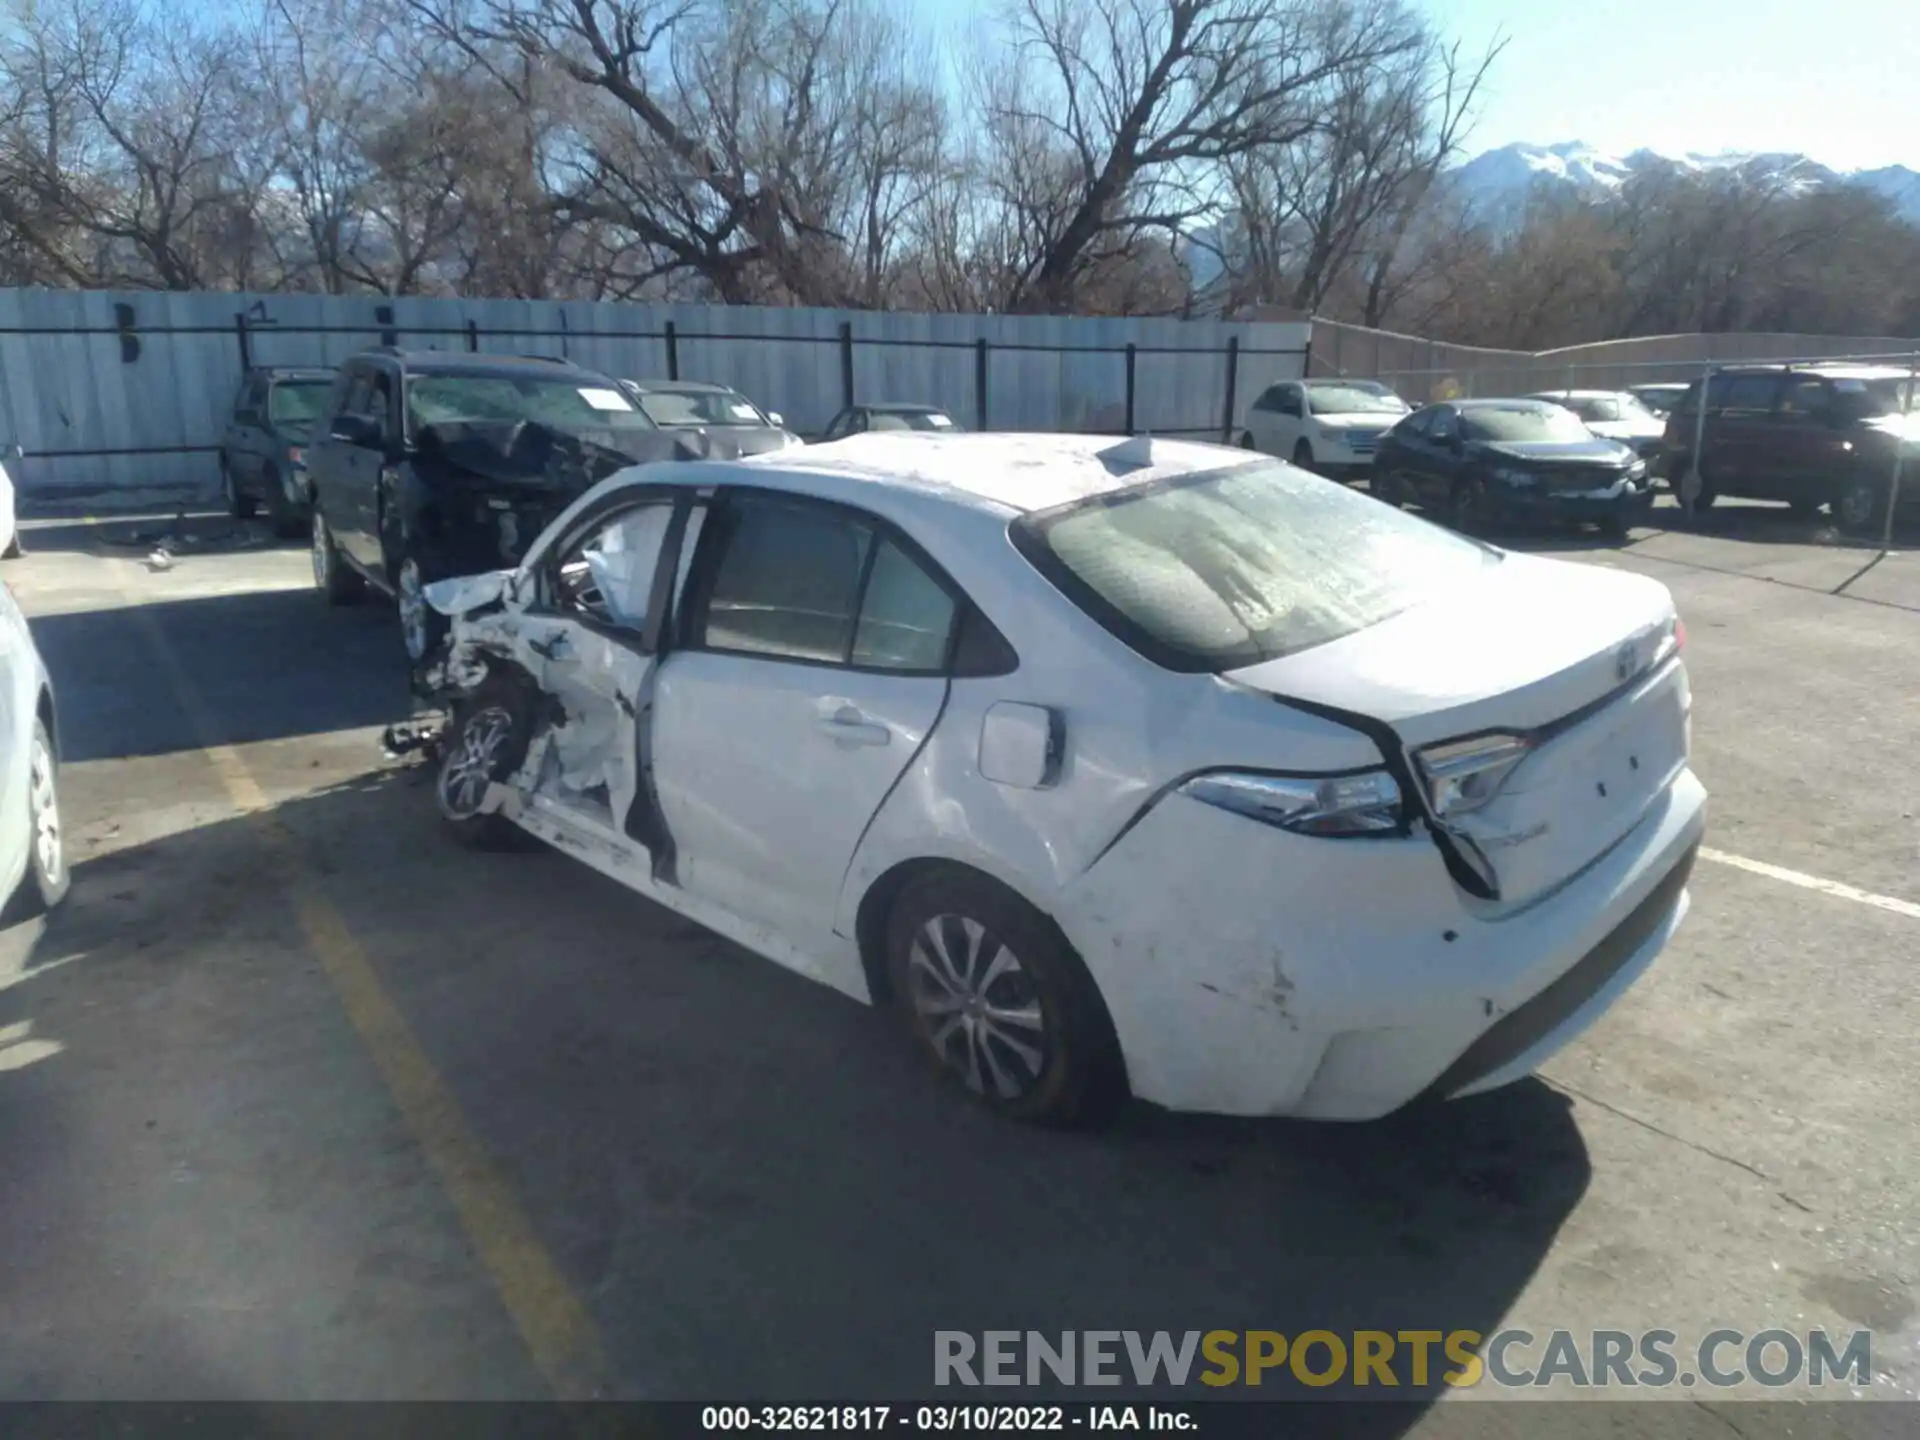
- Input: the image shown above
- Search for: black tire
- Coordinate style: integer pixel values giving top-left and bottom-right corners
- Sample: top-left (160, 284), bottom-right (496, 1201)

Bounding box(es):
top-left (220, 459), bottom-right (259, 521)
top-left (1598, 511), bottom-right (1631, 541)
top-left (261, 466), bottom-right (306, 539)
top-left (1239, 432), bottom-right (1256, 450)
top-left (885, 868), bottom-right (1124, 1127)
top-left (1787, 497), bottom-right (1826, 520)
top-left (4, 716), bottom-right (69, 921)
top-left (393, 545), bottom-right (449, 665)
top-left (312, 508), bottom-right (366, 605)
top-left (1834, 476), bottom-right (1887, 536)
top-left (2, 533), bottom-right (21, 560)
top-left (436, 676), bottom-right (538, 850)
top-left (1372, 470), bottom-right (1407, 508)
top-left (1292, 439), bottom-right (1315, 473)
top-left (1447, 474), bottom-right (1490, 533)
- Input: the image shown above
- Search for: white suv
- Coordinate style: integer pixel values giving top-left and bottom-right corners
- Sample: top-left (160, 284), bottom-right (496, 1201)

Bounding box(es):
top-left (1240, 379), bottom-right (1411, 481)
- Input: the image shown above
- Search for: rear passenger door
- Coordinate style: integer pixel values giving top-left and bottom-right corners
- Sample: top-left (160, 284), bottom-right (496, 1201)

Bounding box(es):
top-left (650, 490), bottom-right (958, 958)
top-left (1704, 374), bottom-right (1781, 496)
top-left (1773, 376), bottom-right (1847, 504)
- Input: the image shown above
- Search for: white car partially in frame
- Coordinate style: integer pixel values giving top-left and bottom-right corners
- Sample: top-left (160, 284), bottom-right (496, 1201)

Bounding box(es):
top-left (422, 434), bottom-right (1705, 1125)
top-left (0, 577), bottom-right (66, 920)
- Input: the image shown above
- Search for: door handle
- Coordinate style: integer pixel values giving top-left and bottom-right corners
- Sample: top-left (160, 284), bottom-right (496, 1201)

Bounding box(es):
top-left (816, 704), bottom-right (890, 747)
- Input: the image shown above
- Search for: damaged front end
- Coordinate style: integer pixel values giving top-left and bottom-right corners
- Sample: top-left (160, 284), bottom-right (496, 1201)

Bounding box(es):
top-left (410, 420), bottom-right (740, 578)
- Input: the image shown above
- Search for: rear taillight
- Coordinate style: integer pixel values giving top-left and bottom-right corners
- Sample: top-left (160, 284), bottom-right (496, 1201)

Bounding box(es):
top-left (1674, 617), bottom-right (1686, 654)
top-left (1181, 769), bottom-right (1404, 838)
top-left (288, 446), bottom-right (306, 468)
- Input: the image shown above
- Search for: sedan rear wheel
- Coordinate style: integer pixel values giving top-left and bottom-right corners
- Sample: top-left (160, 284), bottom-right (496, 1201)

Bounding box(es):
top-left (5, 717), bottom-right (68, 920)
top-left (221, 461), bottom-right (258, 521)
top-left (886, 869), bottom-right (1122, 1126)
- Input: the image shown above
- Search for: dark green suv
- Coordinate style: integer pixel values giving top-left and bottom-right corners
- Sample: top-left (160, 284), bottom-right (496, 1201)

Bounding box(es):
top-left (218, 366), bottom-right (338, 536)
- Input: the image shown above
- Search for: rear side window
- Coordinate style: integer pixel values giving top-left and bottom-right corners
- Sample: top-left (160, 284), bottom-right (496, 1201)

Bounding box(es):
top-left (1013, 460), bottom-right (1498, 673)
top-left (692, 494), bottom-right (962, 673)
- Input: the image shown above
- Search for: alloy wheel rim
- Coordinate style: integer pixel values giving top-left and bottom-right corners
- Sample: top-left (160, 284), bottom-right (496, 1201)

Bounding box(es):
top-left (29, 736), bottom-right (59, 885)
top-left (439, 706), bottom-right (514, 816)
top-left (906, 914), bottom-right (1049, 1100)
top-left (398, 558), bottom-right (429, 660)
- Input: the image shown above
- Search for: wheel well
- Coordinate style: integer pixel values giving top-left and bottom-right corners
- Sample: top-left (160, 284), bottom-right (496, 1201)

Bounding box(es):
top-left (855, 855), bottom-right (1132, 1097)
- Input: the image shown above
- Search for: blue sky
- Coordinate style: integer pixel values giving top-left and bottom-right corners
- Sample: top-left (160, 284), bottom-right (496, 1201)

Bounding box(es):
top-left (1437, 0), bottom-right (1920, 171)
top-left (924, 0), bottom-right (1920, 173)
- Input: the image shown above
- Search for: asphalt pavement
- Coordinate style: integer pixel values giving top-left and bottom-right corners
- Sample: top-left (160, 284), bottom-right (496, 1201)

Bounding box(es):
top-left (0, 499), bottom-right (1913, 1432)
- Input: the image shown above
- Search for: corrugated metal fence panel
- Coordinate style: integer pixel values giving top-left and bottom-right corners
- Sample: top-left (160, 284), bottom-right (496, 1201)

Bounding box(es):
top-left (0, 288), bottom-right (1310, 500)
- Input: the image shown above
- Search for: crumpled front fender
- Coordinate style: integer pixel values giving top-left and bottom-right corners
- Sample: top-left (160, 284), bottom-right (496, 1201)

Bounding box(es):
top-left (424, 568), bottom-right (515, 617)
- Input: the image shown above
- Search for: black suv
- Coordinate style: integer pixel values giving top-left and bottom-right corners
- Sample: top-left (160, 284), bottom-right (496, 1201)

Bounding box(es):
top-left (308, 349), bottom-right (742, 661)
top-left (1661, 364), bottom-right (1918, 533)
top-left (219, 366), bottom-right (337, 536)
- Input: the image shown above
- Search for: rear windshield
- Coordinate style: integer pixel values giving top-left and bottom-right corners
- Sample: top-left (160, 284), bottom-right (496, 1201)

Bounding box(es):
top-left (871, 410), bottom-right (956, 432)
top-left (1012, 459), bottom-right (1499, 672)
top-left (637, 388), bottom-right (770, 428)
top-left (1460, 406), bottom-right (1591, 442)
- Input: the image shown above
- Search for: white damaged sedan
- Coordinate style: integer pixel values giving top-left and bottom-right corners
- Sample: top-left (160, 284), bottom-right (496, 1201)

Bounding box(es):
top-left (422, 433), bottom-right (1705, 1125)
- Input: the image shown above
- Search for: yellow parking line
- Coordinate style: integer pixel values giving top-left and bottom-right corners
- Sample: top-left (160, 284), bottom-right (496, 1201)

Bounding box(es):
top-left (107, 553), bottom-right (608, 1400)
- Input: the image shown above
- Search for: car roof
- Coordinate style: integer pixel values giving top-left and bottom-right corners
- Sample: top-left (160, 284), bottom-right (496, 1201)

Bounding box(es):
top-left (254, 366), bottom-right (336, 380)
top-left (1528, 389), bottom-right (1628, 401)
top-left (1453, 398), bottom-right (1560, 411)
top-left (355, 349), bottom-right (609, 381)
top-left (1713, 363), bottom-right (1909, 381)
top-left (710, 432), bottom-right (1257, 517)
top-left (1630, 381), bottom-right (1689, 390)
top-left (855, 401), bottom-right (949, 414)
top-left (626, 379), bottom-right (736, 394)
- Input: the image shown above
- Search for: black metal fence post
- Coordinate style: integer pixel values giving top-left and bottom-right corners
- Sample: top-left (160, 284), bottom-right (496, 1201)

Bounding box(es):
top-left (1123, 343), bottom-right (1137, 435)
top-left (234, 312), bottom-right (251, 370)
top-left (839, 322), bottom-right (855, 407)
top-left (664, 322), bottom-right (679, 380)
top-left (975, 338), bottom-right (989, 429)
top-left (376, 304), bottom-right (397, 348)
top-left (466, 319), bottom-right (479, 352)
top-left (1220, 336), bottom-right (1240, 443)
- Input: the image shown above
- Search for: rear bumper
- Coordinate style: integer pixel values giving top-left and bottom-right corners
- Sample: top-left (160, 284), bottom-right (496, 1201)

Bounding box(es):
top-left (1062, 767), bottom-right (1707, 1119)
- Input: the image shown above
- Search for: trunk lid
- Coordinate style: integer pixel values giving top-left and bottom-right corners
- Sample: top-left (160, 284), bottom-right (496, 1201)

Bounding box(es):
top-left (1227, 552), bottom-right (1687, 906)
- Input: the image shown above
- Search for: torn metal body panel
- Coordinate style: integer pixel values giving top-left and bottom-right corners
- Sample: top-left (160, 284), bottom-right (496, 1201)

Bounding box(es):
top-left (406, 421), bottom-right (741, 578)
top-left (425, 435), bottom-right (1707, 1122)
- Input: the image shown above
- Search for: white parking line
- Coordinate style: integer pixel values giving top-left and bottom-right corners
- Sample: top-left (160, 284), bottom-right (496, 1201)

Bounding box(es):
top-left (1700, 847), bottom-right (1920, 921)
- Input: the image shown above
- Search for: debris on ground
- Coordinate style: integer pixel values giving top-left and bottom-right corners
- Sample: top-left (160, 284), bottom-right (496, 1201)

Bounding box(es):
top-left (382, 719), bottom-right (446, 763)
top-left (145, 547), bottom-right (174, 572)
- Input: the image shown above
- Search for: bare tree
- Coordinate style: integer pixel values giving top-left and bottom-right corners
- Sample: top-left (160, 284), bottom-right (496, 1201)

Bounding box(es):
top-left (975, 0), bottom-right (1425, 313)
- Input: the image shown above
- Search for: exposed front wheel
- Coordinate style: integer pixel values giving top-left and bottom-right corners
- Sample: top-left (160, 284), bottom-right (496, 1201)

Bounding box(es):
top-left (1239, 432), bottom-right (1256, 450)
top-left (436, 678), bottom-right (537, 850)
top-left (885, 869), bottom-right (1123, 1127)
top-left (312, 509), bottom-right (365, 605)
top-left (1292, 439), bottom-right (1315, 473)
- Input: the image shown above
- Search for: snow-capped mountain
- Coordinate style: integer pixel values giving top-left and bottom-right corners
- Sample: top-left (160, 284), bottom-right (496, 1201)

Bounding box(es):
top-left (1452, 141), bottom-right (1920, 223)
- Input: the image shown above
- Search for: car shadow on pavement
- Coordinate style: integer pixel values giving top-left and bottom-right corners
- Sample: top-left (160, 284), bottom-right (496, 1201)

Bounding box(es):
top-left (0, 760), bottom-right (1597, 1421)
top-left (31, 585), bottom-right (412, 763)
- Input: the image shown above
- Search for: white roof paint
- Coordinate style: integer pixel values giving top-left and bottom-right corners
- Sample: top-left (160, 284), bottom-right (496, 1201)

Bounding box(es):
top-left (726, 432), bottom-right (1261, 516)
